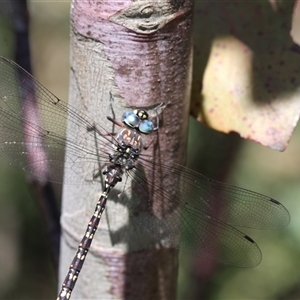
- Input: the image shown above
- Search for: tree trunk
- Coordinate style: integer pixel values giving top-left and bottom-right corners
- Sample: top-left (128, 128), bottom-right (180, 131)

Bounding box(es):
top-left (58, 1), bottom-right (193, 299)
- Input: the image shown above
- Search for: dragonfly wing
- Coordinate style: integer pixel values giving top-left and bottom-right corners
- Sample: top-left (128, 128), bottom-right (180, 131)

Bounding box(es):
top-left (122, 162), bottom-right (262, 266)
top-left (139, 159), bottom-right (290, 230)
top-left (0, 56), bottom-right (115, 184)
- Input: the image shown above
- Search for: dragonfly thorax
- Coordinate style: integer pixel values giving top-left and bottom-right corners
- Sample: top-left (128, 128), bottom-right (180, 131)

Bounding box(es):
top-left (115, 128), bottom-right (142, 152)
top-left (109, 128), bottom-right (142, 170)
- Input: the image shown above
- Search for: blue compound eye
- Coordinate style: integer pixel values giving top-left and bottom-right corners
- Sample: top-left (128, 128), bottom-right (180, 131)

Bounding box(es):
top-left (139, 120), bottom-right (154, 134)
top-left (123, 112), bottom-right (139, 128)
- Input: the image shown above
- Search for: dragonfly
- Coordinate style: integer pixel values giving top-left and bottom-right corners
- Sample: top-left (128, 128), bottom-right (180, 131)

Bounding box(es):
top-left (0, 56), bottom-right (290, 300)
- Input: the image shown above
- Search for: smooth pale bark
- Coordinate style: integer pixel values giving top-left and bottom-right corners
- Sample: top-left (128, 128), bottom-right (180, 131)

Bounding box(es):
top-left (59, 1), bottom-right (193, 299)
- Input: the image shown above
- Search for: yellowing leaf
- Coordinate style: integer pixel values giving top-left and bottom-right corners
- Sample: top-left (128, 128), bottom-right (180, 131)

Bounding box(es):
top-left (192, 1), bottom-right (300, 151)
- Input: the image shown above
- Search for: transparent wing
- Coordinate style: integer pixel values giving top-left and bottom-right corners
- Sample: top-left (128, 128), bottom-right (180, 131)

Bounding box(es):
top-left (138, 159), bottom-right (290, 229)
top-left (123, 158), bottom-right (290, 267)
top-left (0, 56), bottom-right (116, 184)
